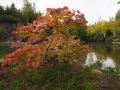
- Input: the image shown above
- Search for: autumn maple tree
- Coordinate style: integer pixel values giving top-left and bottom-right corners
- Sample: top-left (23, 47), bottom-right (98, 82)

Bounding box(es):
top-left (1, 6), bottom-right (90, 71)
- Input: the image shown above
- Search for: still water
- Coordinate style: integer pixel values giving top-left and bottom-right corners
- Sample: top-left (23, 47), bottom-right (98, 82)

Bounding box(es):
top-left (85, 43), bottom-right (120, 69)
top-left (0, 42), bottom-right (120, 69)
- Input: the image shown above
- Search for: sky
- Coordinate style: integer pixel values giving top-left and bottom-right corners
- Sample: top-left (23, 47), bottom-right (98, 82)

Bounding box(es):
top-left (0, 0), bottom-right (120, 24)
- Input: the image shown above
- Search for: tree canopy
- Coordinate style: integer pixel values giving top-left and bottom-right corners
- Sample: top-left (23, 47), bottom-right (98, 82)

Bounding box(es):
top-left (1, 6), bottom-right (90, 71)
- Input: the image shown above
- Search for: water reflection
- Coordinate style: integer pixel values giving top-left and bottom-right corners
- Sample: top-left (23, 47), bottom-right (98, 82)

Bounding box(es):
top-left (102, 58), bottom-right (116, 69)
top-left (85, 52), bottom-right (116, 69)
top-left (85, 43), bottom-right (120, 69)
top-left (85, 52), bottom-right (98, 66)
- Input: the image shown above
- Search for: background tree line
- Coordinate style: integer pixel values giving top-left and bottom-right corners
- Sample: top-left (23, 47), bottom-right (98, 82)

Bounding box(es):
top-left (86, 9), bottom-right (120, 43)
top-left (0, 0), bottom-right (41, 24)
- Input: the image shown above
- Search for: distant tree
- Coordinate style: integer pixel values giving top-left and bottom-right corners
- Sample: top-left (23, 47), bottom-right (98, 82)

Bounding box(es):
top-left (0, 6), bottom-right (4, 14)
top-left (109, 20), bottom-right (120, 36)
top-left (115, 10), bottom-right (120, 21)
top-left (22, 0), bottom-right (41, 23)
top-left (118, 1), bottom-right (120, 4)
top-left (5, 3), bottom-right (17, 16)
top-left (69, 26), bottom-right (88, 42)
top-left (87, 24), bottom-right (95, 34)
top-left (105, 29), bottom-right (113, 38)
top-left (87, 20), bottom-right (111, 42)
top-left (88, 20), bottom-right (110, 36)
top-left (11, 3), bottom-right (15, 9)
top-left (102, 21), bottom-right (110, 35)
top-left (0, 3), bottom-right (22, 23)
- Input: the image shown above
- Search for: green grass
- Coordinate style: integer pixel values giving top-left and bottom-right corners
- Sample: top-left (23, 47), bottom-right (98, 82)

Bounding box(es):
top-left (1, 62), bottom-right (119, 90)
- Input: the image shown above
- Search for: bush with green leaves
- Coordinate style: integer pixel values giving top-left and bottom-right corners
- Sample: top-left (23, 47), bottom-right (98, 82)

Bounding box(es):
top-left (0, 26), bottom-right (8, 41)
top-left (68, 26), bottom-right (88, 42)
top-left (0, 63), bottom-right (103, 90)
top-left (0, 14), bottom-right (21, 23)
top-left (88, 33), bottom-right (105, 42)
top-left (103, 66), bottom-right (120, 83)
top-left (113, 38), bottom-right (120, 42)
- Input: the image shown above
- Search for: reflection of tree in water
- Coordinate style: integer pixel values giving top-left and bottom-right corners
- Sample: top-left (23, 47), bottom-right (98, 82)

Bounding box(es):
top-left (85, 51), bottom-right (116, 69)
top-left (85, 52), bottom-right (97, 65)
top-left (90, 43), bottom-right (120, 65)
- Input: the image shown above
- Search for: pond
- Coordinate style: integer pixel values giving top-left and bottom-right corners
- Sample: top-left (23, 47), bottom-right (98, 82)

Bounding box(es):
top-left (0, 42), bottom-right (120, 69)
top-left (85, 43), bottom-right (120, 69)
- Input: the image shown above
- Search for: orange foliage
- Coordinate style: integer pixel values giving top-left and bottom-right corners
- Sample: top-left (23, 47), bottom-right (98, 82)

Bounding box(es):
top-left (1, 6), bottom-right (90, 71)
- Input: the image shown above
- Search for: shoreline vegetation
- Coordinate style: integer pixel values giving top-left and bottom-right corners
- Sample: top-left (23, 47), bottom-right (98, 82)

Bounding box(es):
top-left (0, 0), bottom-right (120, 89)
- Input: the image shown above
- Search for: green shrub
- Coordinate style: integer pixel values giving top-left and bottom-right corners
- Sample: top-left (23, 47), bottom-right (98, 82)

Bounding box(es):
top-left (88, 33), bottom-right (105, 42)
top-left (0, 26), bottom-right (8, 41)
top-left (0, 80), bottom-right (7, 90)
top-left (68, 27), bottom-right (88, 42)
top-left (104, 66), bottom-right (120, 82)
top-left (0, 14), bottom-right (21, 23)
top-left (0, 63), bottom-right (103, 90)
top-left (113, 38), bottom-right (120, 42)
top-left (1, 63), bottom-right (120, 89)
